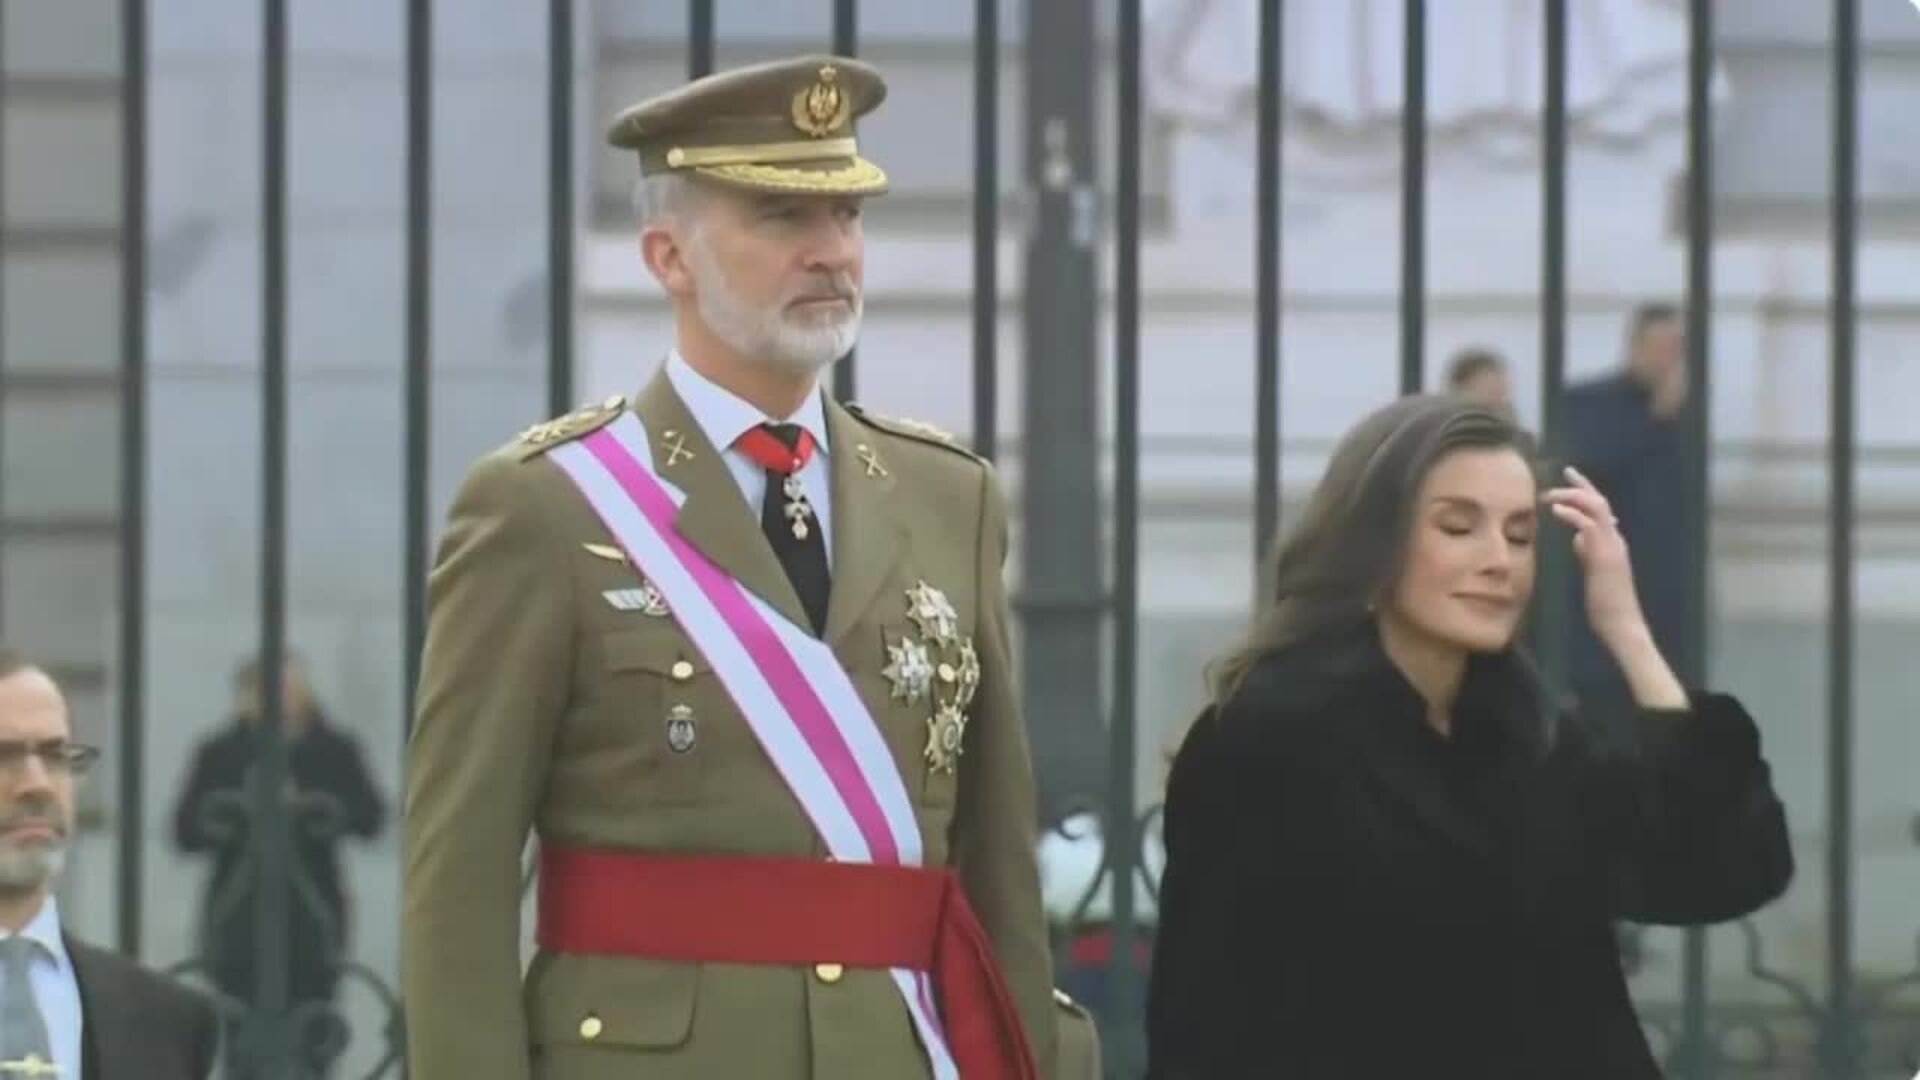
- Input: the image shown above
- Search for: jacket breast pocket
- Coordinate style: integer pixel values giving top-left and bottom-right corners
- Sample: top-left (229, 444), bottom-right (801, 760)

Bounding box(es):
top-left (600, 627), bottom-right (713, 806)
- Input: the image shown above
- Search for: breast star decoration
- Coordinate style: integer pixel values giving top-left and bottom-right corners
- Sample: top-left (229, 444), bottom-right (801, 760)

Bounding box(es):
top-left (880, 580), bottom-right (981, 775)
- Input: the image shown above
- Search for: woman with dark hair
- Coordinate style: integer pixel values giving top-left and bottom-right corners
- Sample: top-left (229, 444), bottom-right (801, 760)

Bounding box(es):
top-left (1144, 395), bottom-right (1792, 1078)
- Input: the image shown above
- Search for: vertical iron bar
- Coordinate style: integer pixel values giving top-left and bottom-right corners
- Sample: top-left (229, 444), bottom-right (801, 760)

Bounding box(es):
top-left (0, 0), bottom-right (8, 631)
top-left (689, 0), bottom-right (715, 79)
top-left (831, 0), bottom-right (858, 403)
top-left (1532, 0), bottom-right (1571, 696)
top-left (548, 0), bottom-right (574, 417)
top-left (1252, 0), bottom-right (1282, 570)
top-left (831, 0), bottom-right (857, 53)
top-left (257, 0), bottom-right (294, 1052)
top-left (971, 0), bottom-right (998, 460)
top-left (1398, 0), bottom-right (1424, 394)
top-left (403, 0), bottom-right (432, 736)
top-left (1019, 0), bottom-right (1102, 817)
top-left (1679, 0), bottom-right (1715, 1074)
top-left (1825, 0), bottom-right (1859, 1074)
top-left (115, 0), bottom-right (149, 957)
top-left (1108, 0), bottom-right (1144, 1072)
top-left (1539, 0), bottom-right (1567, 446)
top-left (1681, 0), bottom-right (1715, 691)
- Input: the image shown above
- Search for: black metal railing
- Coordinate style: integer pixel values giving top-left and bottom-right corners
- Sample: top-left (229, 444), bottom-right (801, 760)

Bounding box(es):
top-left (166, 790), bottom-right (404, 1078)
top-left (116, 0), bottom-right (151, 962)
top-left (251, 0), bottom-right (302, 1067)
top-left (402, 0), bottom-right (433, 738)
top-left (1, 0), bottom-right (1896, 1076)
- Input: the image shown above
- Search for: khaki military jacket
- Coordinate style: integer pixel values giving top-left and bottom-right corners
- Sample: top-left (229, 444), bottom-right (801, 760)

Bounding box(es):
top-left (402, 368), bottom-right (1060, 1079)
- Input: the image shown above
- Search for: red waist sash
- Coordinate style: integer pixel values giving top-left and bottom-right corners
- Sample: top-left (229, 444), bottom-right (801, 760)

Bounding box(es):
top-left (536, 846), bottom-right (1038, 1079)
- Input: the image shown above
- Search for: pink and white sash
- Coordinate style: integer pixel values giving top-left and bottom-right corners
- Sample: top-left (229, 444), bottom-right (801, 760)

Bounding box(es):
top-left (546, 413), bottom-right (958, 1079)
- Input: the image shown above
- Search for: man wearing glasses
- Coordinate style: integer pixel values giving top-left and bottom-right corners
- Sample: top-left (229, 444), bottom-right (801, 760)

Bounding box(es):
top-left (0, 648), bottom-right (218, 1078)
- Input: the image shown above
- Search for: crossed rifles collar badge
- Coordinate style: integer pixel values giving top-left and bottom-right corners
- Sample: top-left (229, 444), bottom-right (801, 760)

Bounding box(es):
top-left (0, 1055), bottom-right (60, 1077)
top-left (882, 581), bottom-right (981, 775)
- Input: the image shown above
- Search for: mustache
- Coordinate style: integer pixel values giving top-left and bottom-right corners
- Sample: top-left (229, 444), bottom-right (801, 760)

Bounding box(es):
top-left (0, 804), bottom-right (67, 838)
top-left (786, 275), bottom-right (858, 305)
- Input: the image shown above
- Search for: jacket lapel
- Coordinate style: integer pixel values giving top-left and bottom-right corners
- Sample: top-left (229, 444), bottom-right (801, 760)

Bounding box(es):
top-left (631, 371), bottom-right (815, 633)
top-left (822, 399), bottom-right (906, 646)
top-left (64, 937), bottom-right (122, 1080)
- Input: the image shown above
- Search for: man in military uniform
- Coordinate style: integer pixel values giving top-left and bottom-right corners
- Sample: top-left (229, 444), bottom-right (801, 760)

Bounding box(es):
top-left (402, 54), bottom-right (1089, 1079)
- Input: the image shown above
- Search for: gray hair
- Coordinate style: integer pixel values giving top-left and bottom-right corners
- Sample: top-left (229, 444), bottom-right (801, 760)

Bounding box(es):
top-left (632, 172), bottom-right (707, 228)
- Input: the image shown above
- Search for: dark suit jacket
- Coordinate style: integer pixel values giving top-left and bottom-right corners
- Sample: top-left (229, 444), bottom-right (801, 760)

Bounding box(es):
top-left (66, 936), bottom-right (219, 1080)
top-left (173, 712), bottom-right (387, 1003)
top-left (1144, 622), bottom-right (1794, 1079)
top-left (1563, 374), bottom-right (1694, 694)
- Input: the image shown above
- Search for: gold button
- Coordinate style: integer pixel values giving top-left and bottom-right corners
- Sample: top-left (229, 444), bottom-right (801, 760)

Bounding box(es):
top-left (579, 1015), bottom-right (604, 1039)
top-left (814, 962), bottom-right (844, 984)
top-left (670, 660), bottom-right (695, 681)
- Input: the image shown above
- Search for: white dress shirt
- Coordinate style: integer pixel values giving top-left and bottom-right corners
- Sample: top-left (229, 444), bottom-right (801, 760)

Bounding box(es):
top-left (0, 896), bottom-right (82, 1077)
top-left (664, 351), bottom-right (835, 567)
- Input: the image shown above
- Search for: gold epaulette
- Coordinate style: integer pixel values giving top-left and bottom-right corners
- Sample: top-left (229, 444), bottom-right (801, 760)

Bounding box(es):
top-left (515, 394), bottom-right (629, 459)
top-left (845, 403), bottom-right (985, 462)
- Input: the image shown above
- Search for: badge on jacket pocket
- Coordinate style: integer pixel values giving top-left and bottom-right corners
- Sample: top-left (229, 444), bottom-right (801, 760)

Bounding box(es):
top-left (665, 704), bottom-right (697, 754)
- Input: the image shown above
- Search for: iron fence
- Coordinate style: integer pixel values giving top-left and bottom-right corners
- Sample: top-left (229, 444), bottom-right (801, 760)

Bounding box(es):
top-left (0, 0), bottom-right (1906, 1076)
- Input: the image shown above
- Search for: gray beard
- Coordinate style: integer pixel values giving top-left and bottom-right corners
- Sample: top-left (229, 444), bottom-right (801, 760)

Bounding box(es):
top-left (0, 842), bottom-right (64, 895)
top-left (685, 233), bottom-right (861, 377)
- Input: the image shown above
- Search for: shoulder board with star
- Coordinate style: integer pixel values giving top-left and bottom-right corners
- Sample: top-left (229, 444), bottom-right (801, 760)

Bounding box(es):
top-left (514, 394), bottom-right (628, 460)
top-left (844, 403), bottom-right (985, 463)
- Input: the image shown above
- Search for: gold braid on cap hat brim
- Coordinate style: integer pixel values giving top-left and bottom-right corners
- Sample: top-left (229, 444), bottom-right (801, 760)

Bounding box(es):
top-left (667, 137), bottom-right (859, 169)
top-left (694, 158), bottom-right (888, 194)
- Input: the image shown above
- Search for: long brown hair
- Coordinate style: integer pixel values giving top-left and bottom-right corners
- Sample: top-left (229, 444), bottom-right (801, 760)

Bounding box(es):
top-left (1209, 394), bottom-right (1537, 704)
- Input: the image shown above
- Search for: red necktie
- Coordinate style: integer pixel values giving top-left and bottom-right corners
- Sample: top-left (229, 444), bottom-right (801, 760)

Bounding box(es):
top-left (734, 423), bottom-right (817, 475)
top-left (733, 423), bottom-right (829, 634)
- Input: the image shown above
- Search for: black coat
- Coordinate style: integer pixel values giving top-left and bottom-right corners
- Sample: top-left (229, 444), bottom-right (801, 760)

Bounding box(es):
top-left (1144, 623), bottom-right (1793, 1079)
top-left (67, 935), bottom-right (219, 1080)
top-left (1563, 374), bottom-right (1693, 698)
top-left (172, 713), bottom-right (386, 1003)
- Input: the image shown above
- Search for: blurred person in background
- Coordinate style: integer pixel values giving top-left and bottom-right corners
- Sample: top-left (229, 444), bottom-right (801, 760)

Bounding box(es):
top-left (172, 650), bottom-right (386, 1079)
top-left (1562, 301), bottom-right (1692, 714)
top-left (1561, 300), bottom-right (1696, 977)
top-left (1445, 346), bottom-right (1514, 417)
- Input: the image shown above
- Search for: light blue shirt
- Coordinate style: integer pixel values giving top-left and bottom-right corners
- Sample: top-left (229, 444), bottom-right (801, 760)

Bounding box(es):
top-left (0, 897), bottom-right (82, 1077)
top-left (664, 351), bottom-right (835, 566)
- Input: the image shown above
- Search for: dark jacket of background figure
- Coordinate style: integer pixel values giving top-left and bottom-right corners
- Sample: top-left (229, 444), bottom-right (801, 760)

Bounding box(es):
top-left (1144, 623), bottom-right (1793, 1079)
top-left (1563, 373), bottom-right (1694, 702)
top-left (67, 934), bottom-right (220, 1080)
top-left (172, 709), bottom-right (387, 1006)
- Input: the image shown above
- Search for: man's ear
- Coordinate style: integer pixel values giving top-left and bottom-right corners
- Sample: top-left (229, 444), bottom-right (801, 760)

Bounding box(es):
top-left (641, 223), bottom-right (695, 297)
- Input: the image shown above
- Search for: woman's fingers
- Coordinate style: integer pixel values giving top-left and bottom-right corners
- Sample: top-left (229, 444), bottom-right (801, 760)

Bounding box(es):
top-left (1545, 477), bottom-right (1617, 528)
top-left (1549, 501), bottom-right (1600, 533)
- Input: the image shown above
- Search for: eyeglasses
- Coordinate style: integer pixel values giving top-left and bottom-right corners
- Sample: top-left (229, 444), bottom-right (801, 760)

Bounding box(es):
top-left (0, 741), bottom-right (102, 777)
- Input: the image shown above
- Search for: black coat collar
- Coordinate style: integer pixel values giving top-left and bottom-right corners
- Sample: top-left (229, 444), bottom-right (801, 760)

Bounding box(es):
top-left (1255, 620), bottom-right (1554, 862)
